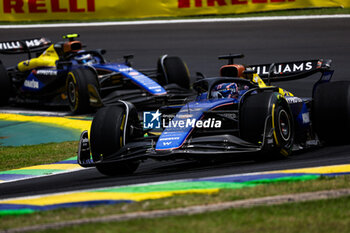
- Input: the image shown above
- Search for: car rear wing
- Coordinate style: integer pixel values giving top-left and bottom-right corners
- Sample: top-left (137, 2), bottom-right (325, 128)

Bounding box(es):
top-left (0, 37), bottom-right (51, 56)
top-left (248, 59), bottom-right (332, 82)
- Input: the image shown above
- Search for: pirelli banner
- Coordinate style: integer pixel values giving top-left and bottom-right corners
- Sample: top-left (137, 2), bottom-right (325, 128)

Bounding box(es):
top-left (0, 0), bottom-right (349, 22)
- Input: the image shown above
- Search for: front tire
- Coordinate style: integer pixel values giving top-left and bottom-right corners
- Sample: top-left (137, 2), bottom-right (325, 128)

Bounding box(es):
top-left (90, 105), bottom-right (141, 176)
top-left (66, 68), bottom-right (98, 114)
top-left (240, 92), bottom-right (294, 159)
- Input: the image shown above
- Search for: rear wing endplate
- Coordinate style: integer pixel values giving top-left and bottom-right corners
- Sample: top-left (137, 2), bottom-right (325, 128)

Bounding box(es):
top-left (0, 37), bottom-right (51, 55)
top-left (248, 59), bottom-right (332, 82)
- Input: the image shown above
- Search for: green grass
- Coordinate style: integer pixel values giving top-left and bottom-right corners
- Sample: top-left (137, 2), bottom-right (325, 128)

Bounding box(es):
top-left (1, 142), bottom-right (350, 232)
top-left (1, 175), bottom-right (350, 231)
top-left (38, 196), bottom-right (350, 233)
top-left (0, 7), bottom-right (349, 25)
top-left (0, 141), bottom-right (78, 171)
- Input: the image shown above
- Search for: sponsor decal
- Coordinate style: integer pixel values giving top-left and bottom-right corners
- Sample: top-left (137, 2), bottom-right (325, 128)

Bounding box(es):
top-left (286, 96), bottom-right (303, 104)
top-left (302, 112), bottom-right (310, 124)
top-left (3, 0), bottom-right (95, 14)
top-left (217, 113), bottom-right (237, 121)
top-left (179, 107), bottom-right (203, 112)
top-left (178, 0), bottom-right (296, 8)
top-left (36, 70), bottom-right (58, 76)
top-left (112, 64), bottom-right (166, 95)
top-left (23, 79), bottom-right (39, 89)
top-left (25, 38), bottom-right (43, 47)
top-left (159, 137), bottom-right (180, 141)
top-left (250, 62), bottom-right (314, 76)
top-left (0, 38), bottom-right (49, 51)
top-left (119, 67), bottom-right (133, 72)
top-left (177, 114), bottom-right (193, 119)
top-left (0, 0), bottom-right (347, 21)
top-left (0, 41), bottom-right (21, 50)
top-left (149, 86), bottom-right (162, 90)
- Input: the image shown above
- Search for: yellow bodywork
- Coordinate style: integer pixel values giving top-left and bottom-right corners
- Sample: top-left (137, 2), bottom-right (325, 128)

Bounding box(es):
top-left (251, 73), bottom-right (294, 97)
top-left (17, 44), bottom-right (59, 72)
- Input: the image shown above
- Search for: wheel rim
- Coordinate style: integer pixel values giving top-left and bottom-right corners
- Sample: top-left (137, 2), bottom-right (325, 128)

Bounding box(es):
top-left (278, 109), bottom-right (291, 141)
top-left (68, 80), bottom-right (76, 104)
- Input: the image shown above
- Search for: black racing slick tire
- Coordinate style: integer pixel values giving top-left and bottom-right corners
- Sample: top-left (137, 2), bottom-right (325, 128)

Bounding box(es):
top-left (0, 61), bottom-right (11, 106)
top-left (240, 92), bottom-right (294, 159)
top-left (90, 105), bottom-right (140, 176)
top-left (66, 68), bottom-right (98, 114)
top-left (157, 56), bottom-right (191, 89)
top-left (313, 81), bottom-right (350, 144)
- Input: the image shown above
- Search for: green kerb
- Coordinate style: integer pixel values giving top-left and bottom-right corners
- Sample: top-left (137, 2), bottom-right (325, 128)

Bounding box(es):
top-left (0, 169), bottom-right (64, 175)
top-left (0, 209), bottom-right (35, 216)
top-left (95, 175), bottom-right (320, 193)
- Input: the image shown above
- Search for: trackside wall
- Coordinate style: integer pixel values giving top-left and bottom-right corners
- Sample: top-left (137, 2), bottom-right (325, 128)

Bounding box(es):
top-left (0, 0), bottom-right (349, 22)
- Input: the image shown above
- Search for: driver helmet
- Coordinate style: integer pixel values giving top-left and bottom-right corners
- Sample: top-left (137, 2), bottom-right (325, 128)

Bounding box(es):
top-left (213, 82), bottom-right (239, 99)
top-left (75, 53), bottom-right (95, 64)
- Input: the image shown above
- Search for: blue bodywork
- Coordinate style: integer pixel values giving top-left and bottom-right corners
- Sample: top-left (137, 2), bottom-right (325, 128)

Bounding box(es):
top-left (20, 51), bottom-right (167, 96)
top-left (156, 91), bottom-right (313, 151)
top-left (156, 98), bottom-right (234, 150)
top-left (93, 63), bottom-right (166, 95)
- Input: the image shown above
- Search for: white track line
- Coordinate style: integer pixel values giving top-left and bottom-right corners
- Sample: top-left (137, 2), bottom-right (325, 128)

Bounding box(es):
top-left (1, 163), bottom-right (346, 202)
top-left (0, 167), bottom-right (89, 185)
top-left (0, 14), bottom-right (349, 29)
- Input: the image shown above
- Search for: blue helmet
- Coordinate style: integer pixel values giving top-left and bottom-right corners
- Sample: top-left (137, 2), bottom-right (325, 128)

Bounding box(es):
top-left (213, 82), bottom-right (239, 99)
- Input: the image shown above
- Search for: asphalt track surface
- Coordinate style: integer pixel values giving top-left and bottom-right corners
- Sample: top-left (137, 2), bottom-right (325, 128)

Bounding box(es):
top-left (1, 17), bottom-right (350, 199)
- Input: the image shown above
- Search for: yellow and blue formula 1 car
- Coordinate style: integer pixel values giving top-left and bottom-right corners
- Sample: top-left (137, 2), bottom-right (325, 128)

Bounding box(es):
top-left (78, 54), bottom-right (350, 176)
top-left (0, 34), bottom-right (192, 114)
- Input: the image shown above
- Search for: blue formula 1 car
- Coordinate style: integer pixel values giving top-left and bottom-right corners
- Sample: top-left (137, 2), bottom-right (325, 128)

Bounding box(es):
top-left (0, 34), bottom-right (193, 113)
top-left (78, 54), bottom-right (350, 176)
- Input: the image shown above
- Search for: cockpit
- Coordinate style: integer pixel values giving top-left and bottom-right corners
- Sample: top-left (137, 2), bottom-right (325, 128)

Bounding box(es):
top-left (211, 82), bottom-right (250, 100)
top-left (193, 77), bottom-right (256, 102)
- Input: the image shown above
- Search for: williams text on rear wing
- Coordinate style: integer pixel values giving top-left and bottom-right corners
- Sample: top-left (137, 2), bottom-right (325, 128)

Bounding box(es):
top-left (0, 38), bottom-right (51, 55)
top-left (249, 59), bottom-right (333, 82)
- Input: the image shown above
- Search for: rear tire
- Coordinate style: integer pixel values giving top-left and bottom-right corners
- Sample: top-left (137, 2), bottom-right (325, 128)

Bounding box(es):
top-left (0, 61), bottom-right (11, 106)
top-left (313, 81), bottom-right (350, 144)
top-left (157, 56), bottom-right (190, 89)
top-left (90, 105), bottom-right (140, 176)
top-left (240, 92), bottom-right (294, 159)
top-left (66, 68), bottom-right (98, 114)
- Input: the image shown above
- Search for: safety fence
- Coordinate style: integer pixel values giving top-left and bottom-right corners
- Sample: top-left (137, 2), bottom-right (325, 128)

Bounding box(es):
top-left (0, 0), bottom-right (349, 22)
